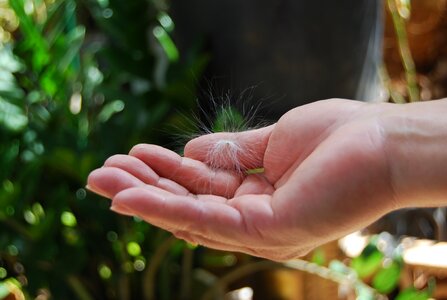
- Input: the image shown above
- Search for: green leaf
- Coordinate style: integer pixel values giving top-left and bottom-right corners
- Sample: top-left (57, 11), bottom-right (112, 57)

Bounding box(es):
top-left (372, 261), bottom-right (401, 294)
top-left (0, 46), bottom-right (25, 100)
top-left (39, 70), bottom-right (58, 97)
top-left (9, 0), bottom-right (50, 71)
top-left (0, 45), bottom-right (23, 73)
top-left (0, 97), bottom-right (28, 132)
top-left (55, 26), bottom-right (86, 74)
top-left (98, 100), bottom-right (125, 123)
top-left (0, 72), bottom-right (25, 100)
top-left (153, 26), bottom-right (179, 62)
top-left (44, 0), bottom-right (72, 47)
top-left (311, 247), bottom-right (326, 266)
top-left (351, 242), bottom-right (384, 279)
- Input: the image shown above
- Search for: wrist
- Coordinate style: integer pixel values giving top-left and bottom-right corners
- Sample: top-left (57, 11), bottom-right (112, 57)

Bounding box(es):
top-left (381, 99), bottom-right (447, 208)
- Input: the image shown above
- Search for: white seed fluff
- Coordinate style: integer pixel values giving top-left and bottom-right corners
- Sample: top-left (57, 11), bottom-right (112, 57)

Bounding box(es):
top-left (206, 139), bottom-right (244, 174)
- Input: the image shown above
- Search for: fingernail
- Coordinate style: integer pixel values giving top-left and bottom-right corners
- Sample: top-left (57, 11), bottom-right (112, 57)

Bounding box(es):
top-left (85, 184), bottom-right (110, 198)
top-left (85, 184), bottom-right (99, 194)
top-left (110, 202), bottom-right (135, 216)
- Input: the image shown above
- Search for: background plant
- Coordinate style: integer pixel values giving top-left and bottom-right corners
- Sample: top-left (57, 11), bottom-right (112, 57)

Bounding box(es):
top-left (0, 0), bottom-right (209, 298)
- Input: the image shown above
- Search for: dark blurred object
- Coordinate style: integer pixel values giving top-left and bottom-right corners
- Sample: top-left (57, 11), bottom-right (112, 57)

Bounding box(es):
top-left (172, 0), bottom-right (384, 120)
top-left (369, 208), bottom-right (447, 241)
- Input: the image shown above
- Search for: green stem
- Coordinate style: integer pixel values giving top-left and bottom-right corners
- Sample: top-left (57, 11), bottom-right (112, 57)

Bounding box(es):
top-left (245, 168), bottom-right (265, 175)
top-left (66, 275), bottom-right (95, 300)
top-left (387, 0), bottom-right (419, 102)
top-left (142, 236), bottom-right (177, 300)
top-left (180, 247), bottom-right (194, 300)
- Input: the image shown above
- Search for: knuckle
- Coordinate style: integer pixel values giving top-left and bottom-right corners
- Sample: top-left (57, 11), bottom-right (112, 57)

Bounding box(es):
top-left (104, 154), bottom-right (126, 166)
top-left (129, 143), bottom-right (149, 155)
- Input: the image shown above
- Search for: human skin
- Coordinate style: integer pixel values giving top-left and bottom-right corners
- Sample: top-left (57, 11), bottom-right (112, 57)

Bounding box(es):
top-left (87, 98), bottom-right (447, 261)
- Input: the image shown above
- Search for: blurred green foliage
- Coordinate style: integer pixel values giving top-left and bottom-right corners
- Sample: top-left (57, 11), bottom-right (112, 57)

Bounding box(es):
top-left (349, 234), bottom-right (433, 300)
top-left (0, 0), bottom-right (210, 298)
top-left (350, 234), bottom-right (402, 295)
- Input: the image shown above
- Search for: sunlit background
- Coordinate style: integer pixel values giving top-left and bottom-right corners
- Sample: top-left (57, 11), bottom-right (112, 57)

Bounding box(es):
top-left (1, 0), bottom-right (447, 299)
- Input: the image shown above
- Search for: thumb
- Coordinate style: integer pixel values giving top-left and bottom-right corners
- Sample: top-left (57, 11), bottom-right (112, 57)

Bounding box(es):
top-left (184, 125), bottom-right (275, 171)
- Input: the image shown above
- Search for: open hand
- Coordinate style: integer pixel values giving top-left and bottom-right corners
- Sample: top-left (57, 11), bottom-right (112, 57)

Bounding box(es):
top-left (87, 99), bottom-right (398, 261)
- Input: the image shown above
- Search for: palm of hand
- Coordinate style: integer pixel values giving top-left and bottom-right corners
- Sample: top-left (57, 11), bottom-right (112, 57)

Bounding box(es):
top-left (87, 100), bottom-right (394, 261)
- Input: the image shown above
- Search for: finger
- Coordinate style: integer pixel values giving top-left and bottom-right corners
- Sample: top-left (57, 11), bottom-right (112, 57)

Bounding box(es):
top-left (234, 174), bottom-right (275, 197)
top-left (110, 185), bottom-right (228, 232)
top-left (131, 183), bottom-right (229, 204)
top-left (87, 164), bottom-right (195, 200)
top-left (184, 125), bottom-right (274, 171)
top-left (129, 144), bottom-right (241, 197)
top-left (112, 187), bottom-right (244, 241)
top-left (87, 167), bottom-right (146, 199)
top-left (104, 154), bottom-right (158, 184)
top-left (109, 201), bottom-right (138, 217)
top-left (104, 154), bottom-right (190, 195)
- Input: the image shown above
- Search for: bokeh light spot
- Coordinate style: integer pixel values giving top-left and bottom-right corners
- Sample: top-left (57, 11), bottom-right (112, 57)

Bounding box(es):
top-left (98, 264), bottom-right (112, 279)
top-left (23, 210), bottom-right (37, 225)
top-left (133, 259), bottom-right (145, 271)
top-left (97, 0), bottom-right (109, 8)
top-left (102, 8), bottom-right (113, 18)
top-left (126, 242), bottom-right (141, 257)
top-left (122, 262), bottom-right (133, 273)
top-left (33, 143), bottom-right (44, 155)
top-left (61, 211), bottom-right (77, 227)
top-left (32, 203), bottom-right (45, 218)
top-left (13, 262), bottom-right (24, 274)
top-left (7, 245), bottom-right (18, 256)
top-left (106, 231), bottom-right (118, 242)
top-left (5, 206), bottom-right (15, 216)
top-left (63, 228), bottom-right (80, 245)
top-left (76, 188), bottom-right (87, 200)
top-left (3, 180), bottom-right (14, 193)
top-left (223, 254), bottom-right (237, 266)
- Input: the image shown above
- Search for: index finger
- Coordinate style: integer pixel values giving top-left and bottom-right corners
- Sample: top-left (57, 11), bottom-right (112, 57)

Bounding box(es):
top-left (129, 144), bottom-right (242, 198)
top-left (184, 125), bottom-right (274, 171)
